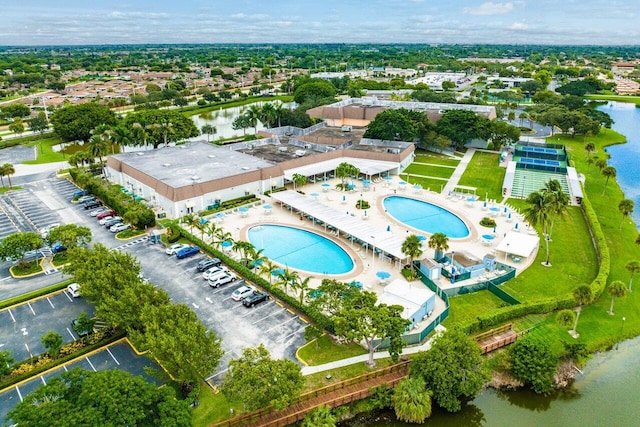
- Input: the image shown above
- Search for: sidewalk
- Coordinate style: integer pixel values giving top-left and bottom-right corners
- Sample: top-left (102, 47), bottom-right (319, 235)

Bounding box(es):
top-left (301, 325), bottom-right (446, 375)
top-left (13, 161), bottom-right (69, 177)
top-left (441, 148), bottom-right (476, 196)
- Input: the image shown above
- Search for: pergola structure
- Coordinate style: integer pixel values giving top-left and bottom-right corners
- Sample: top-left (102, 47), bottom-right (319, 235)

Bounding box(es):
top-left (270, 190), bottom-right (408, 261)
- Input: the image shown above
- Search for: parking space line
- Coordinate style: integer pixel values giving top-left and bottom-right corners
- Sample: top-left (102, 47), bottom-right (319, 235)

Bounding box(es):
top-left (40, 376), bottom-right (46, 385)
top-left (15, 385), bottom-right (23, 402)
top-left (264, 316), bottom-right (298, 333)
top-left (106, 347), bottom-right (120, 365)
top-left (279, 325), bottom-right (308, 344)
top-left (205, 367), bottom-right (230, 381)
top-left (47, 297), bottom-right (55, 309)
top-left (221, 295), bottom-right (235, 302)
top-left (27, 302), bottom-right (36, 316)
top-left (63, 291), bottom-right (73, 302)
top-left (86, 356), bottom-right (97, 372)
top-left (251, 308), bottom-right (286, 325)
top-left (240, 301), bottom-right (274, 317)
top-left (66, 327), bottom-right (76, 340)
top-left (8, 309), bottom-right (15, 323)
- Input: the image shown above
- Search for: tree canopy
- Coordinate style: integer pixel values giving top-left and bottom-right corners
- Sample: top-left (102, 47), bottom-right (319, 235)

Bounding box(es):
top-left (50, 102), bottom-right (117, 142)
top-left (510, 336), bottom-right (558, 394)
top-left (123, 109), bottom-right (199, 149)
top-left (7, 368), bottom-right (191, 427)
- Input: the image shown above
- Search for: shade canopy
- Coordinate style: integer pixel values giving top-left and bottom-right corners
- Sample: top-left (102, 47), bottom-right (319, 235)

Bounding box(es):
top-left (376, 271), bottom-right (391, 279)
top-left (495, 232), bottom-right (539, 258)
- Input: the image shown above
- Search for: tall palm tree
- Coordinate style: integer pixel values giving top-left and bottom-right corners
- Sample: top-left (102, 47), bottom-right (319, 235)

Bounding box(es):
top-left (294, 276), bottom-right (312, 305)
top-left (260, 103), bottom-right (277, 128)
top-left (1, 163), bottom-right (16, 188)
top-left (584, 142), bottom-right (595, 160)
top-left (194, 219), bottom-right (208, 241)
top-left (275, 267), bottom-right (298, 294)
top-left (541, 179), bottom-right (569, 241)
top-left (594, 158), bottom-right (607, 172)
top-left (607, 280), bottom-right (627, 315)
top-left (291, 173), bottom-right (306, 191)
top-left (201, 124), bottom-right (217, 142)
top-left (247, 247), bottom-right (267, 271)
top-left (131, 122), bottom-right (149, 148)
top-left (618, 199), bottom-right (634, 229)
top-left (204, 221), bottom-right (219, 243)
top-left (555, 309), bottom-right (576, 334)
top-left (401, 234), bottom-right (424, 278)
top-left (109, 125), bottom-right (131, 153)
top-left (524, 190), bottom-right (553, 265)
top-left (392, 377), bottom-right (433, 424)
top-left (625, 260), bottom-right (640, 292)
top-left (88, 135), bottom-right (109, 176)
top-left (428, 232), bottom-right (449, 260)
top-left (602, 166), bottom-right (616, 195)
top-left (273, 102), bottom-right (285, 127)
top-left (213, 229), bottom-right (233, 250)
top-left (246, 105), bottom-right (262, 135)
top-left (571, 285), bottom-right (592, 337)
top-left (233, 241), bottom-right (256, 265)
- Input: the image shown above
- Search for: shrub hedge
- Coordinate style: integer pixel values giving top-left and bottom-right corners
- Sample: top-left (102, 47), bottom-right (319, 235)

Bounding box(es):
top-left (461, 186), bottom-right (609, 334)
top-left (175, 225), bottom-right (334, 332)
top-left (198, 194), bottom-right (260, 217)
top-left (0, 280), bottom-right (72, 310)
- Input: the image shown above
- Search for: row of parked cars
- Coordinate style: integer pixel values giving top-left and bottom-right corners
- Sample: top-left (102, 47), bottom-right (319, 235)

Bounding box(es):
top-left (74, 192), bottom-right (131, 233)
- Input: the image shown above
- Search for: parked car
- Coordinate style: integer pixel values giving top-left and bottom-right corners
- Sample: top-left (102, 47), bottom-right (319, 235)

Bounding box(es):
top-left (232, 285), bottom-right (256, 301)
top-left (39, 223), bottom-right (61, 238)
top-left (71, 318), bottom-right (91, 337)
top-left (77, 195), bottom-right (95, 203)
top-left (202, 265), bottom-right (229, 280)
top-left (197, 257), bottom-right (222, 272)
top-left (67, 283), bottom-right (81, 298)
top-left (73, 189), bottom-right (89, 198)
top-left (89, 207), bottom-right (108, 217)
top-left (208, 272), bottom-right (236, 288)
top-left (103, 217), bottom-right (123, 228)
top-left (176, 246), bottom-right (200, 259)
top-left (83, 200), bottom-right (102, 210)
top-left (242, 291), bottom-right (269, 307)
top-left (96, 210), bottom-right (116, 220)
top-left (52, 243), bottom-right (67, 254)
top-left (166, 243), bottom-right (189, 255)
top-left (110, 223), bottom-right (131, 233)
top-left (98, 216), bottom-right (113, 225)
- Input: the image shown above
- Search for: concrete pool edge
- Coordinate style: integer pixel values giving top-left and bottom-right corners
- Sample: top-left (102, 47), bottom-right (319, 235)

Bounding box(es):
top-left (242, 223), bottom-right (363, 279)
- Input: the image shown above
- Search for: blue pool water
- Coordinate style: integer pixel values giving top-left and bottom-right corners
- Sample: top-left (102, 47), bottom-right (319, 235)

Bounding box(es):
top-left (383, 196), bottom-right (470, 238)
top-left (247, 225), bottom-right (354, 275)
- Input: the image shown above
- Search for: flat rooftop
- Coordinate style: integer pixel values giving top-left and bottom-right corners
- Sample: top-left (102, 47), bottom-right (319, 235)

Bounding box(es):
top-left (111, 141), bottom-right (274, 189)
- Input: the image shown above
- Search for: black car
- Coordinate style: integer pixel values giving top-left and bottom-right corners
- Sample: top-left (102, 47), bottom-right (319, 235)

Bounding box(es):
top-left (242, 291), bottom-right (269, 307)
top-left (197, 257), bottom-right (222, 272)
top-left (83, 200), bottom-right (102, 210)
top-left (103, 217), bottom-right (123, 228)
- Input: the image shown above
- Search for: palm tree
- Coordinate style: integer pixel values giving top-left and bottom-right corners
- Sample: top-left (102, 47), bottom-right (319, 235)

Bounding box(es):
top-left (556, 309), bottom-right (576, 334)
top-left (607, 280), bottom-right (627, 315)
top-left (594, 158), bottom-right (607, 172)
top-left (392, 377), bottom-right (433, 423)
top-left (246, 105), bottom-right (262, 135)
top-left (428, 232), bottom-right (449, 260)
top-left (233, 241), bottom-right (256, 265)
top-left (571, 285), bottom-right (592, 338)
top-left (275, 267), bottom-right (298, 294)
top-left (541, 179), bottom-right (569, 241)
top-left (260, 102), bottom-right (278, 128)
top-left (194, 219), bottom-right (207, 241)
top-left (273, 102), bottom-right (285, 127)
top-left (523, 190), bottom-right (553, 266)
top-left (1, 163), bottom-right (16, 188)
top-left (300, 405), bottom-right (336, 427)
top-left (291, 173), bottom-right (306, 191)
top-left (213, 229), bottom-right (233, 250)
top-left (625, 260), bottom-right (640, 292)
top-left (584, 142), bottom-right (595, 160)
top-left (601, 166), bottom-right (617, 195)
top-left (519, 111), bottom-right (528, 127)
top-left (293, 276), bottom-right (312, 305)
top-left (401, 234), bottom-right (424, 279)
top-left (204, 221), bottom-right (219, 243)
top-left (618, 199), bottom-right (634, 229)
top-left (528, 111), bottom-right (537, 128)
top-left (109, 125), bottom-right (131, 153)
top-left (131, 122), bottom-right (149, 147)
top-left (0, 165), bottom-right (5, 187)
top-left (247, 247), bottom-right (267, 271)
top-left (182, 213), bottom-right (197, 229)
top-left (259, 260), bottom-right (278, 283)
top-left (88, 135), bottom-right (108, 176)
top-left (201, 124), bottom-right (217, 142)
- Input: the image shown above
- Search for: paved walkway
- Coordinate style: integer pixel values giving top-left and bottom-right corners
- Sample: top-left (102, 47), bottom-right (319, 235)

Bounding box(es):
top-left (301, 325), bottom-right (446, 375)
top-left (13, 161), bottom-right (69, 177)
top-left (441, 148), bottom-right (476, 195)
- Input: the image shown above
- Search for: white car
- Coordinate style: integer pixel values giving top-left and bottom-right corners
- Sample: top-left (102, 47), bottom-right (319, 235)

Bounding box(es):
top-left (90, 207), bottom-right (108, 217)
top-left (232, 285), bottom-right (256, 301)
top-left (98, 216), bottom-right (113, 225)
top-left (202, 265), bottom-right (229, 280)
top-left (39, 223), bottom-right (61, 238)
top-left (165, 243), bottom-right (189, 255)
top-left (67, 283), bottom-right (81, 298)
top-left (110, 223), bottom-right (131, 233)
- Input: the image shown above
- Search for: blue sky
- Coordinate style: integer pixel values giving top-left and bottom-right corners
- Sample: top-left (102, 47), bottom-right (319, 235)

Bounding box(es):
top-left (1, 1), bottom-right (638, 46)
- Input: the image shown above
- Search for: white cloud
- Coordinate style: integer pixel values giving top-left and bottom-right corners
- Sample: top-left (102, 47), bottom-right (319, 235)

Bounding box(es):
top-left (508, 21), bottom-right (528, 30)
top-left (274, 21), bottom-right (292, 28)
top-left (464, 2), bottom-right (514, 16)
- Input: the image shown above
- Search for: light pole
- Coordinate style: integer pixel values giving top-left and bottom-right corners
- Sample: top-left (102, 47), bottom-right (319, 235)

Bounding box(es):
top-left (505, 243), bottom-right (510, 262)
top-left (617, 317), bottom-right (626, 350)
top-left (370, 235), bottom-right (376, 272)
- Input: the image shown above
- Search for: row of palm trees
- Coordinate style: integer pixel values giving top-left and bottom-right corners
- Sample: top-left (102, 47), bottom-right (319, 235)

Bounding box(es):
top-left (0, 163), bottom-right (16, 188)
top-left (181, 214), bottom-right (312, 304)
top-left (232, 102), bottom-right (287, 135)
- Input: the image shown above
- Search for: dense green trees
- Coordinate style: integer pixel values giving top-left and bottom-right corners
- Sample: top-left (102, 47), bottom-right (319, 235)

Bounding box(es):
top-left (401, 234), bottom-right (423, 278)
top-left (0, 231), bottom-right (43, 262)
top-left (363, 109), bottom-right (418, 141)
top-left (510, 337), bottom-right (558, 394)
top-left (392, 377), bottom-right (433, 423)
top-left (412, 329), bottom-right (488, 412)
top-left (222, 344), bottom-right (304, 411)
top-left (7, 368), bottom-right (191, 427)
top-left (50, 103), bottom-right (117, 142)
top-left (123, 109), bottom-right (199, 149)
top-left (0, 103), bottom-right (31, 119)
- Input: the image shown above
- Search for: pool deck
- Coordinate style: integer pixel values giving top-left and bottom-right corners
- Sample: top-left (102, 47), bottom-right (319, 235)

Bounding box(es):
top-left (191, 178), bottom-right (539, 309)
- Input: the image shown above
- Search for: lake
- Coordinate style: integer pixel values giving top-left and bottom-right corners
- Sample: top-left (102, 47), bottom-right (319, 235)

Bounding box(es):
top-left (344, 101), bottom-right (640, 426)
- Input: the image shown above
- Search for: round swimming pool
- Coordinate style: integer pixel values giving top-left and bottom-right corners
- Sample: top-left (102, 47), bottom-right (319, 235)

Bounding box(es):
top-left (247, 225), bottom-right (354, 275)
top-left (383, 196), bottom-right (470, 238)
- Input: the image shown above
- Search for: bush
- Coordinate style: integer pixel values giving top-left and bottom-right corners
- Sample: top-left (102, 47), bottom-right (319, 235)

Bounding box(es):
top-left (166, 226), bottom-right (182, 243)
top-left (479, 217), bottom-right (497, 227)
top-left (355, 200), bottom-right (370, 209)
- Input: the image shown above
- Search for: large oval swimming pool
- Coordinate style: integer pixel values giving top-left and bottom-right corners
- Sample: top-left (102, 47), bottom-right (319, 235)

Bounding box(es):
top-left (247, 225), bottom-right (354, 275)
top-left (383, 196), bottom-right (470, 238)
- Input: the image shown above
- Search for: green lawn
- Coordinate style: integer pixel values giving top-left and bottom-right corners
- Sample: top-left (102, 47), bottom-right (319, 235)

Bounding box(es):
top-left (297, 334), bottom-right (367, 366)
top-left (399, 175), bottom-right (448, 193)
top-left (445, 290), bottom-right (510, 327)
top-left (22, 137), bottom-right (66, 164)
top-left (584, 94), bottom-right (640, 106)
top-left (457, 151), bottom-right (505, 201)
top-left (192, 381), bottom-right (243, 426)
top-left (403, 164), bottom-right (455, 179)
top-left (414, 151), bottom-right (461, 167)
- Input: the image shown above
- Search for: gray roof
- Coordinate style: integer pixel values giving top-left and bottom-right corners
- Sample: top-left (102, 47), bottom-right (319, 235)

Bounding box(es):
top-left (112, 141), bottom-right (275, 189)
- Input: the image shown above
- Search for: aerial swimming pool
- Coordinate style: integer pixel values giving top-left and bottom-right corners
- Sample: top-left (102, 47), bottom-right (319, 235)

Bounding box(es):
top-left (247, 225), bottom-right (354, 275)
top-left (383, 196), bottom-right (470, 238)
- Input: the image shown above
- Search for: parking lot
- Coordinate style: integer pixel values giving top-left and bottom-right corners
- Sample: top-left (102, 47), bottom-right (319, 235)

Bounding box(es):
top-left (126, 242), bottom-right (308, 384)
top-left (0, 290), bottom-right (95, 362)
top-left (0, 339), bottom-right (161, 424)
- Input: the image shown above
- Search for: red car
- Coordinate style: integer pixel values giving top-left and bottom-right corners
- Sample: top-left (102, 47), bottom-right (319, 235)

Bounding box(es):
top-left (96, 210), bottom-right (116, 220)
